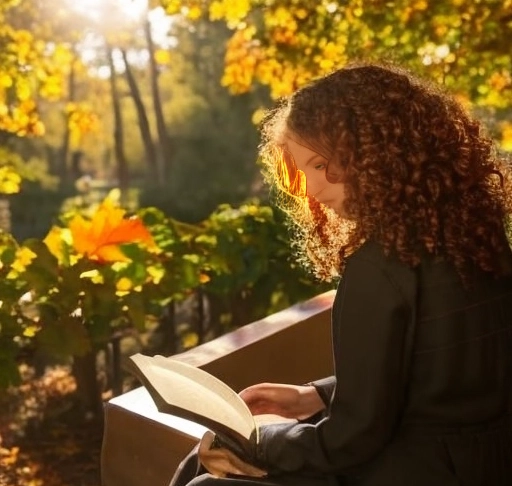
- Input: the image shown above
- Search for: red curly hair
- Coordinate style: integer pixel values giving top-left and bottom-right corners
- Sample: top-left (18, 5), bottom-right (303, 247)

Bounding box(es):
top-left (260, 62), bottom-right (512, 281)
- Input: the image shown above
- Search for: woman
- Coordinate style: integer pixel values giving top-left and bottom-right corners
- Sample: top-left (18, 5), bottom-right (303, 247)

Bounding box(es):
top-left (171, 62), bottom-right (512, 486)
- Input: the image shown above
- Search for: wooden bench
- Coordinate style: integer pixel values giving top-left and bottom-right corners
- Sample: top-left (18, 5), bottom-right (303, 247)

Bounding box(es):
top-left (101, 290), bottom-right (335, 486)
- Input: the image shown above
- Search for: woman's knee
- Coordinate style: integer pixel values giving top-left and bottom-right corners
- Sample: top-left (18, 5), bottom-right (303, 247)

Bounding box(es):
top-left (186, 473), bottom-right (222, 486)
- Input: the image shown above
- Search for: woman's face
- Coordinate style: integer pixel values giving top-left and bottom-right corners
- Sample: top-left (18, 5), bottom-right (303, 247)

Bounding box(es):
top-left (283, 136), bottom-right (346, 216)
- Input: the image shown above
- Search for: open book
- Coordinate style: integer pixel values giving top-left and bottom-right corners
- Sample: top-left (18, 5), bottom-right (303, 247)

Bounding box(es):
top-left (126, 353), bottom-right (293, 458)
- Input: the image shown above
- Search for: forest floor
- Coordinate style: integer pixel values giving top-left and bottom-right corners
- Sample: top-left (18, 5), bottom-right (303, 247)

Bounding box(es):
top-left (0, 365), bottom-right (103, 486)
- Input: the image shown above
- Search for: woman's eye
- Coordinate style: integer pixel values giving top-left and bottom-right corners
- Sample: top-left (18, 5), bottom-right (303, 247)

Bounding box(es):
top-left (314, 163), bottom-right (326, 170)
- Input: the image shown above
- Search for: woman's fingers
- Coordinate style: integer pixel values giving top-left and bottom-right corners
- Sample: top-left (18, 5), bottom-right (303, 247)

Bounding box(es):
top-left (239, 385), bottom-right (290, 416)
top-left (208, 454), bottom-right (266, 477)
top-left (206, 449), bottom-right (267, 477)
top-left (198, 431), bottom-right (267, 478)
top-left (224, 449), bottom-right (267, 477)
top-left (240, 383), bottom-right (326, 420)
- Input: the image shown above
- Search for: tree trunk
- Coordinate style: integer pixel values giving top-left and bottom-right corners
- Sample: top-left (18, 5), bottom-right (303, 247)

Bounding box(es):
top-left (144, 16), bottom-right (172, 182)
top-left (107, 44), bottom-right (130, 196)
top-left (120, 48), bottom-right (160, 184)
top-left (72, 350), bottom-right (103, 421)
top-left (57, 59), bottom-right (76, 185)
top-left (156, 301), bottom-right (177, 355)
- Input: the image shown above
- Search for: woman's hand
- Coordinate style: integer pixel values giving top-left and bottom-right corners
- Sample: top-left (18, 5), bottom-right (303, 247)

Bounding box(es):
top-left (198, 431), bottom-right (267, 478)
top-left (239, 383), bottom-right (326, 420)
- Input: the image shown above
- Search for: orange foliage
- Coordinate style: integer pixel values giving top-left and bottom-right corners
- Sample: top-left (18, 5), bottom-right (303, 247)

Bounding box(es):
top-left (68, 200), bottom-right (155, 263)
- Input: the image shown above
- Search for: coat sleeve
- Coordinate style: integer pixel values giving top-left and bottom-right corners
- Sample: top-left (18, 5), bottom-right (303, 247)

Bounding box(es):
top-left (254, 255), bottom-right (416, 474)
top-left (308, 376), bottom-right (336, 407)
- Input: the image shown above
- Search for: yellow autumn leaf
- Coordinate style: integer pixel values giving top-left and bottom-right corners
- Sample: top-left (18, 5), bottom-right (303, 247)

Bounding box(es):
top-left (0, 166), bottom-right (21, 194)
top-left (187, 5), bottom-right (202, 19)
top-left (500, 122), bottom-right (512, 152)
top-left (412, 0), bottom-right (428, 11)
top-left (52, 44), bottom-right (74, 66)
top-left (209, 0), bottom-right (250, 26)
top-left (154, 49), bottom-right (171, 65)
top-left (67, 102), bottom-right (100, 148)
top-left (116, 277), bottom-right (133, 292)
top-left (40, 74), bottom-right (64, 99)
top-left (0, 446), bottom-right (19, 466)
top-left (0, 72), bottom-right (12, 88)
top-left (182, 331), bottom-right (199, 349)
top-left (251, 108), bottom-right (266, 126)
top-left (295, 8), bottom-right (308, 19)
top-left (16, 78), bottom-right (32, 101)
top-left (161, 0), bottom-right (181, 15)
top-left (209, 1), bottom-right (224, 20)
top-left (147, 265), bottom-right (165, 284)
top-left (80, 269), bottom-right (104, 284)
top-left (23, 325), bottom-right (39, 337)
top-left (10, 246), bottom-right (37, 273)
top-left (43, 226), bottom-right (72, 262)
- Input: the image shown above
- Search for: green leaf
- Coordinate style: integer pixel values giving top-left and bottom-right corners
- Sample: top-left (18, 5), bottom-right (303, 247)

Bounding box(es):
top-left (36, 316), bottom-right (91, 359)
top-left (22, 238), bottom-right (59, 291)
top-left (123, 293), bottom-right (147, 331)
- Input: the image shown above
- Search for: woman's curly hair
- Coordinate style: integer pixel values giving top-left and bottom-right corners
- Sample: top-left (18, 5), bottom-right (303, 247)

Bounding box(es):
top-left (259, 62), bottom-right (512, 282)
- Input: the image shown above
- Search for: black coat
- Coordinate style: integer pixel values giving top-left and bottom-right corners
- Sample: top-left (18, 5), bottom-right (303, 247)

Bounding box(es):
top-left (255, 241), bottom-right (512, 485)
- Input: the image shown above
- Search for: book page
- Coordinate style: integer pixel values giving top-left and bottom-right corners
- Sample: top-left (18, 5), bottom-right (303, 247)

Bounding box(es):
top-left (129, 354), bottom-right (256, 441)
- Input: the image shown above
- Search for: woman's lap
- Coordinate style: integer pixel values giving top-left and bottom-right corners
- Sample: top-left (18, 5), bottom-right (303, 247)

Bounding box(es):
top-left (187, 472), bottom-right (337, 486)
top-left (169, 446), bottom-right (338, 486)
